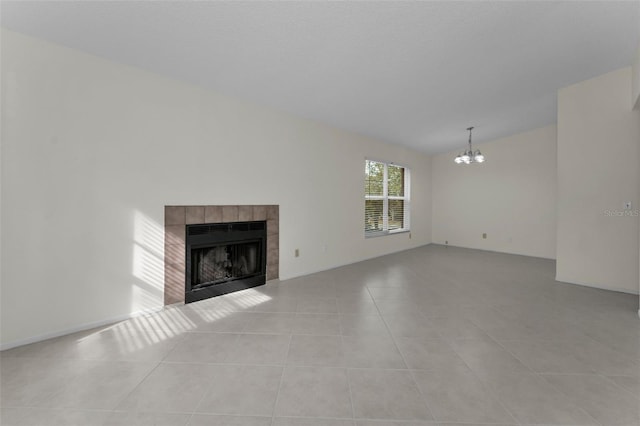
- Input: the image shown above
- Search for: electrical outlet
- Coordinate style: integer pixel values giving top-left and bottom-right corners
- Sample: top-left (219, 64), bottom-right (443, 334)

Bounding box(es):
top-left (482, 233), bottom-right (487, 239)
top-left (295, 249), bottom-right (299, 257)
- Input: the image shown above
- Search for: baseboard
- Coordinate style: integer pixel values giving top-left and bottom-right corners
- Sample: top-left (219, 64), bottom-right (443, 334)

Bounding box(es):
top-left (554, 276), bottom-right (639, 295)
top-left (0, 305), bottom-right (164, 351)
top-left (434, 244), bottom-right (637, 296)
top-left (430, 242), bottom-right (557, 261)
top-left (278, 242), bottom-right (433, 281)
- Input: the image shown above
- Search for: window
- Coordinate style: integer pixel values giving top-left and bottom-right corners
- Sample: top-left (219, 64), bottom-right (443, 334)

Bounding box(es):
top-left (364, 159), bottom-right (410, 236)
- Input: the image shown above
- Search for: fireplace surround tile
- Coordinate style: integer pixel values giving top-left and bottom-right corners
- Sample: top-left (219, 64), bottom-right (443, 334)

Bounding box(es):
top-left (267, 263), bottom-right (279, 282)
top-left (164, 225), bottom-right (186, 246)
top-left (267, 236), bottom-right (278, 252)
top-left (238, 205), bottom-right (253, 221)
top-left (267, 219), bottom-right (278, 236)
top-left (164, 205), bottom-right (279, 305)
top-left (253, 205), bottom-right (267, 221)
top-left (165, 261), bottom-right (184, 284)
top-left (186, 206), bottom-right (205, 224)
top-left (204, 206), bottom-right (223, 223)
top-left (267, 205), bottom-right (278, 220)
top-left (165, 244), bottom-right (184, 266)
top-left (165, 206), bottom-right (185, 225)
top-left (164, 264), bottom-right (185, 305)
top-left (267, 206), bottom-right (279, 236)
top-left (222, 205), bottom-right (239, 222)
top-left (268, 248), bottom-right (279, 266)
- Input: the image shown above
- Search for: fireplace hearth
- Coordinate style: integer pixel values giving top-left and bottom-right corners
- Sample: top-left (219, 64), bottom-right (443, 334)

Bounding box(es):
top-left (186, 221), bottom-right (266, 303)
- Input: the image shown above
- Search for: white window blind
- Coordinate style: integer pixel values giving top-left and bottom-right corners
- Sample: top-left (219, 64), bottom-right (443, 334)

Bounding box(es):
top-left (364, 160), bottom-right (410, 236)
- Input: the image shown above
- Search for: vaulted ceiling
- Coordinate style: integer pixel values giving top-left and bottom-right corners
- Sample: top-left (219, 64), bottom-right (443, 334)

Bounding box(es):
top-left (2, 1), bottom-right (639, 153)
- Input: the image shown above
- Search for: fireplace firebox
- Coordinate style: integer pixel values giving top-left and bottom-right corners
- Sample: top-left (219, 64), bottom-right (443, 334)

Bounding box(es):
top-left (185, 221), bottom-right (266, 303)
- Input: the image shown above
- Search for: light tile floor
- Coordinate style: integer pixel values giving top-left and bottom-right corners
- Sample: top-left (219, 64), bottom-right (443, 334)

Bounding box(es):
top-left (2, 245), bottom-right (639, 426)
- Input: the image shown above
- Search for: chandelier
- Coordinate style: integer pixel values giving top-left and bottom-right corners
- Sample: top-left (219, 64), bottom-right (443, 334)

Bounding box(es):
top-left (454, 126), bottom-right (485, 164)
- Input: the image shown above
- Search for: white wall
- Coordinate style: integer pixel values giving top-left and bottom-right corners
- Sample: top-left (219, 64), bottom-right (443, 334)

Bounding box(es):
top-left (635, 43), bottom-right (640, 310)
top-left (633, 43), bottom-right (640, 109)
top-left (431, 125), bottom-right (557, 259)
top-left (557, 67), bottom-right (640, 294)
top-left (0, 29), bottom-right (432, 348)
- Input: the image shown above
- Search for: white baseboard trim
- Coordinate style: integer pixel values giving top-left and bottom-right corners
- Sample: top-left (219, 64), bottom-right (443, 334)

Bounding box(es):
top-left (554, 276), bottom-right (639, 295)
top-left (0, 305), bottom-right (164, 351)
top-left (278, 242), bottom-right (433, 281)
top-left (430, 243), bottom-right (557, 261)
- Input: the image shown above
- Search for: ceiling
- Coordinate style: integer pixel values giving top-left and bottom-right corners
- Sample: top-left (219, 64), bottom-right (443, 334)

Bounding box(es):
top-left (2, 1), bottom-right (639, 154)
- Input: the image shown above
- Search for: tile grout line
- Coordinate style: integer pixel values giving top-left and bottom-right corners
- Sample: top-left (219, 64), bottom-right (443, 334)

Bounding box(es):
top-left (344, 355), bottom-right (358, 424)
top-left (595, 373), bottom-right (640, 400)
top-left (400, 280), bottom-right (523, 426)
top-left (472, 314), bottom-right (604, 426)
top-left (269, 333), bottom-right (292, 426)
top-left (443, 335), bottom-right (527, 426)
top-left (533, 371), bottom-right (614, 426)
top-left (365, 283), bottom-right (437, 423)
top-left (107, 358), bottom-right (166, 416)
top-left (185, 333), bottom-right (241, 420)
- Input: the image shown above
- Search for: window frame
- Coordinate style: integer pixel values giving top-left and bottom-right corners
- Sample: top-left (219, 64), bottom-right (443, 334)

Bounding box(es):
top-left (364, 158), bottom-right (411, 238)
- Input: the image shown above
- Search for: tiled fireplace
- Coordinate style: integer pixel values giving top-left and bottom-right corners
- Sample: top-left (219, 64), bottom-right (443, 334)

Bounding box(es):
top-left (164, 205), bottom-right (279, 305)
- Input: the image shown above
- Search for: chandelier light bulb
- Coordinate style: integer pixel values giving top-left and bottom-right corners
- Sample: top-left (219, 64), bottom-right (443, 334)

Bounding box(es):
top-left (474, 150), bottom-right (485, 163)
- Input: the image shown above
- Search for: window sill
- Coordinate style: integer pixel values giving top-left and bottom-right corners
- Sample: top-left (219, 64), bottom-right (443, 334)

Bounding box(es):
top-left (365, 229), bottom-right (410, 239)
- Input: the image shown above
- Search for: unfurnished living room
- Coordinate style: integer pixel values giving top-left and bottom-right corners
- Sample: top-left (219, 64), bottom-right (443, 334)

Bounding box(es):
top-left (1, 1), bottom-right (640, 425)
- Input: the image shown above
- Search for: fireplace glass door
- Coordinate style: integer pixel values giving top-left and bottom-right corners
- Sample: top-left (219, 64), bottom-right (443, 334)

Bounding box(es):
top-left (185, 220), bottom-right (267, 303)
top-left (191, 241), bottom-right (261, 288)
